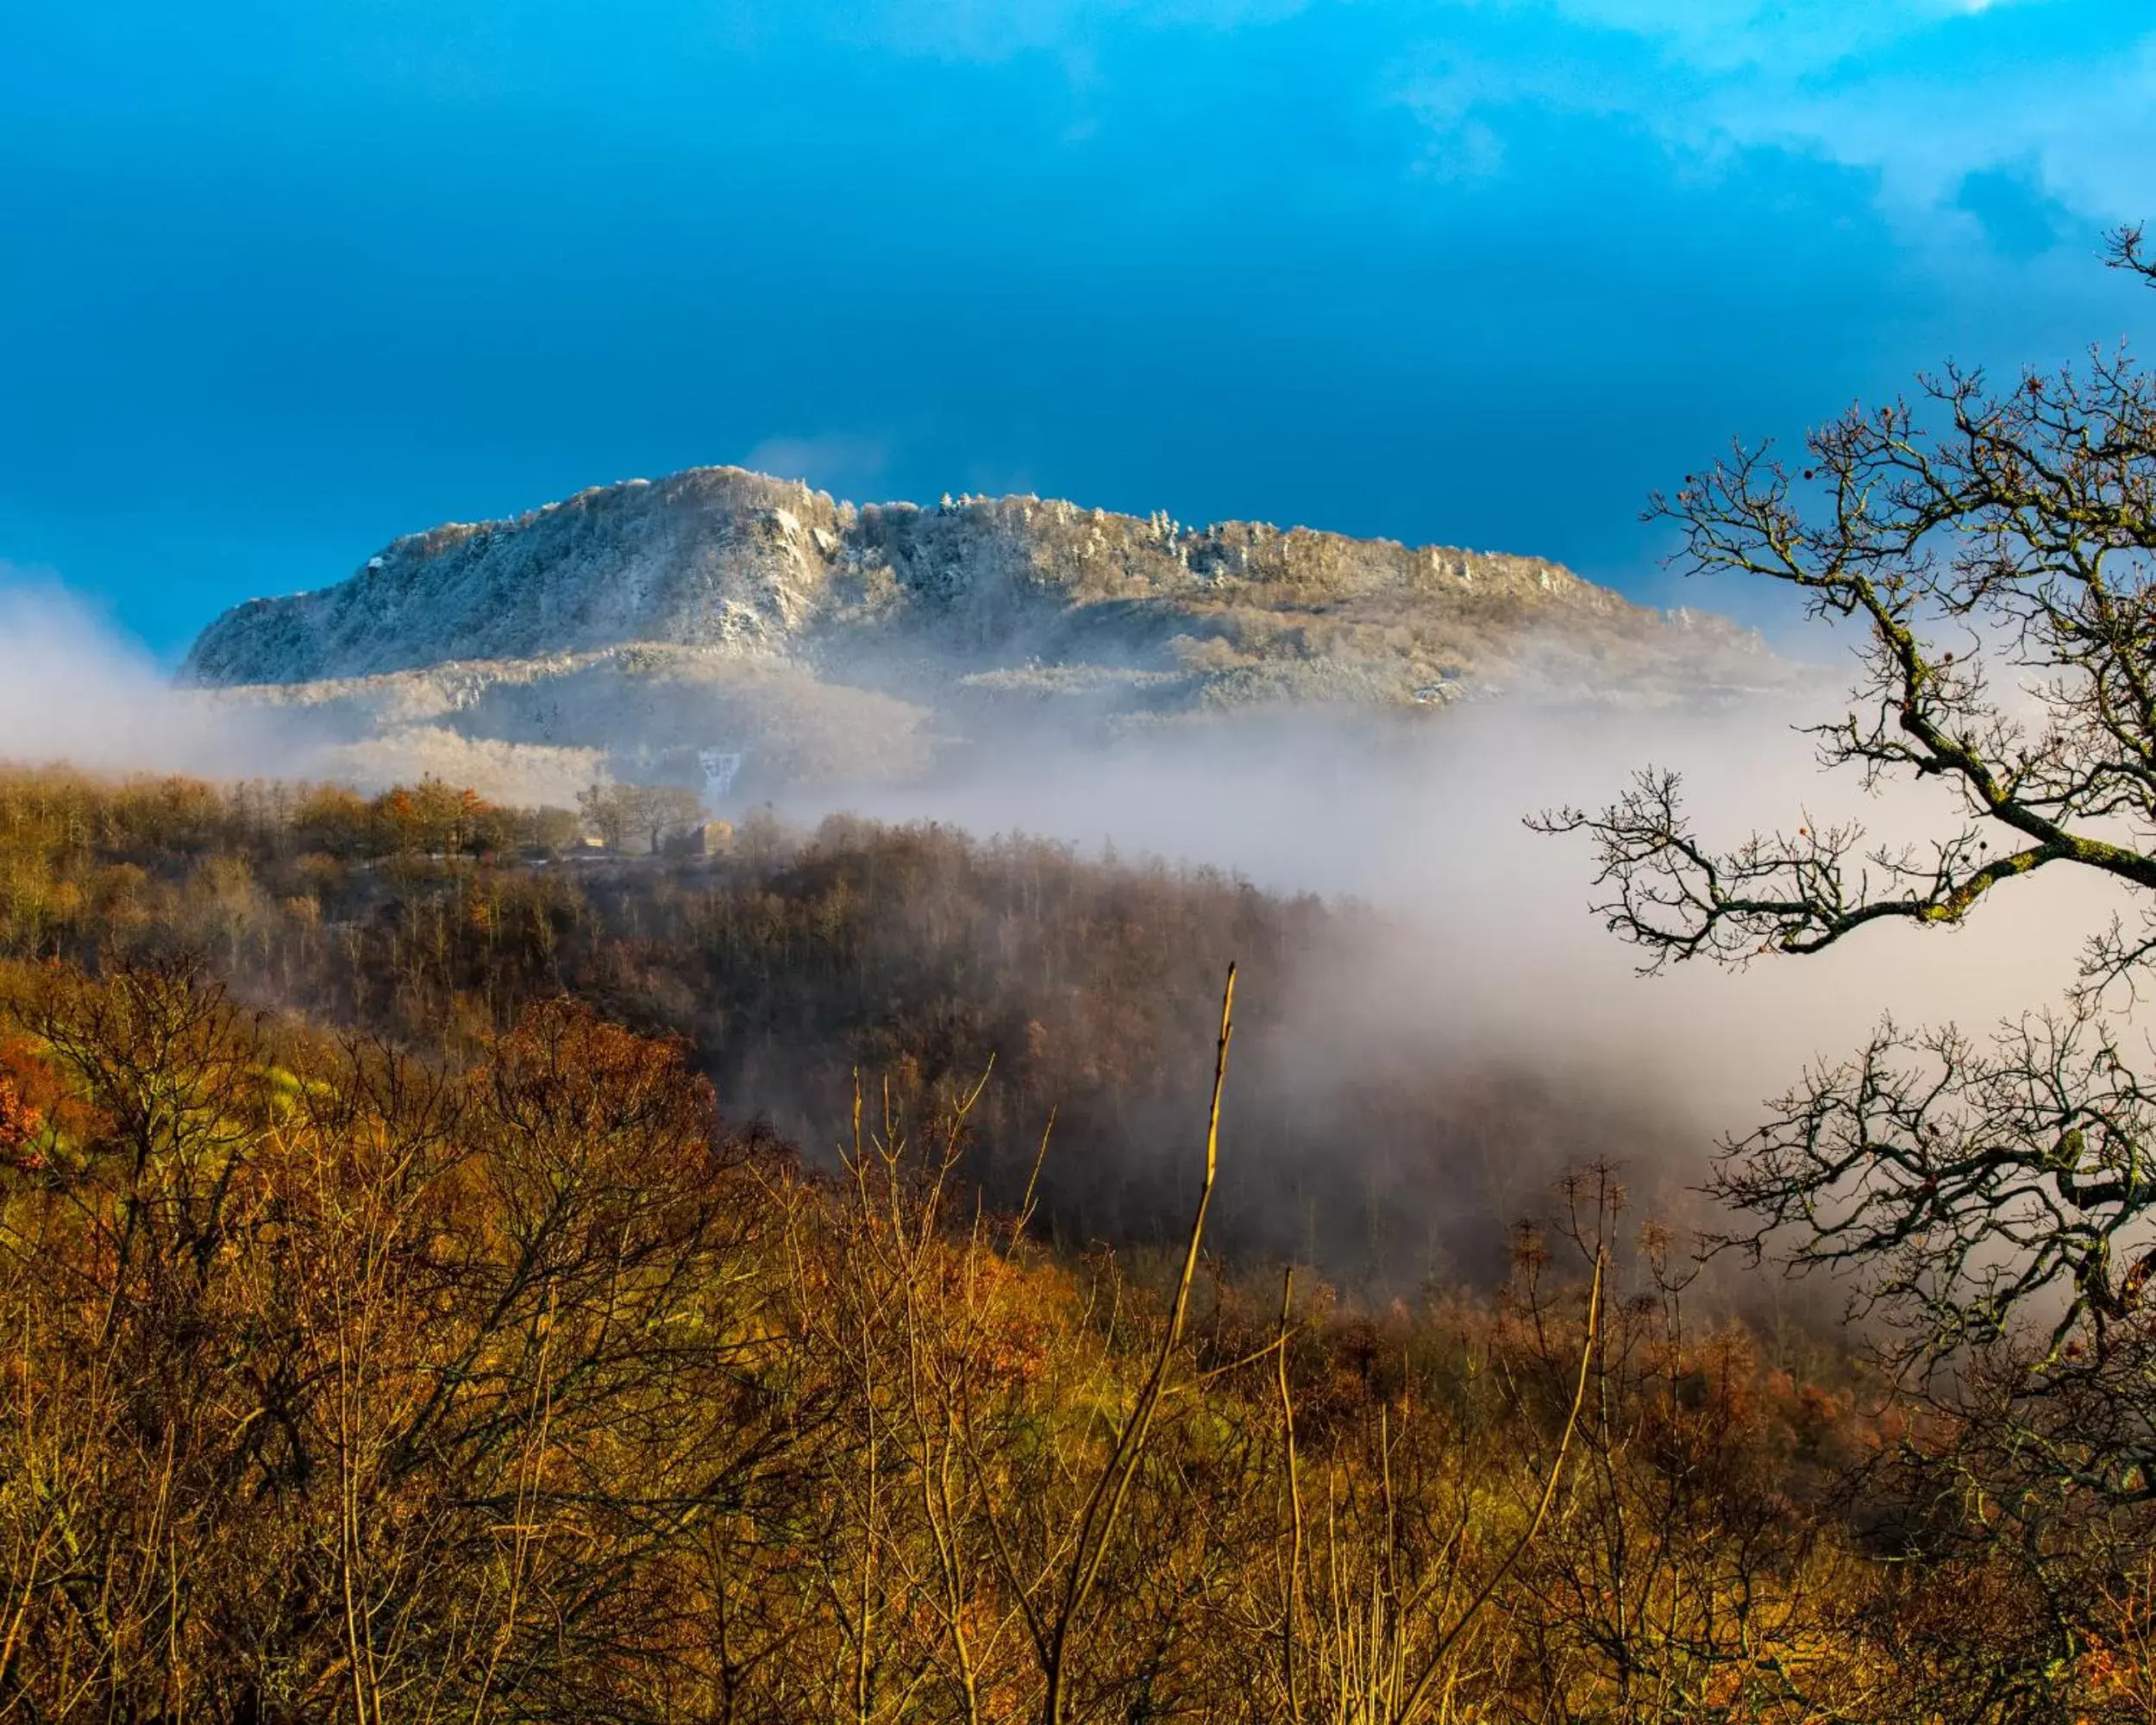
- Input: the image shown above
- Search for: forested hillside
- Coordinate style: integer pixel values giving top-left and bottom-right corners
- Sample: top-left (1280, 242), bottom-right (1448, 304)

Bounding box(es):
top-left (0, 767), bottom-right (1688, 1289)
top-left (0, 766), bottom-right (2150, 1719)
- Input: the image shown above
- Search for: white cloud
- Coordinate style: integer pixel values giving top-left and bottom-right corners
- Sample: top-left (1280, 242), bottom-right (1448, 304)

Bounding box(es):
top-left (787, 0), bottom-right (2142, 233)
top-left (1708, 36), bottom-right (2156, 223)
top-left (1393, 0), bottom-right (2150, 234)
top-left (0, 576), bottom-right (279, 776)
top-left (804, 0), bottom-right (1312, 60)
top-left (742, 434), bottom-right (892, 497)
top-left (1532, 0), bottom-right (2064, 72)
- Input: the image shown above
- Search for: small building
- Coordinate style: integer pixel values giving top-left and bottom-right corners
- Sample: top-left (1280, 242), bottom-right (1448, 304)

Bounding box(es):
top-left (664, 820), bottom-right (734, 860)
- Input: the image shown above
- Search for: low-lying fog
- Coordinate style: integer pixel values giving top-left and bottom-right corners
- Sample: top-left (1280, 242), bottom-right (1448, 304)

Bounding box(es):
top-left (2, 574), bottom-right (2122, 1298)
top-left (867, 693), bottom-right (2115, 1100)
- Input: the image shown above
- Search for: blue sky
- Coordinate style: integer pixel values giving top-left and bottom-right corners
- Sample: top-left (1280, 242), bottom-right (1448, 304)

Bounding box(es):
top-left (3, 0), bottom-right (2151, 656)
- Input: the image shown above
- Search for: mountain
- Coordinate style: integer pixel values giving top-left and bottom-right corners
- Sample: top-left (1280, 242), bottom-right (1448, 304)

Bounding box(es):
top-left (183, 466), bottom-right (1793, 803)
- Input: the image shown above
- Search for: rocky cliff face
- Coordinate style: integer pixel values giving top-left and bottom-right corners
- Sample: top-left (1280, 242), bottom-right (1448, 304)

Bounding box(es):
top-left (186, 470), bottom-right (843, 683)
top-left (184, 466), bottom-right (1706, 685)
top-left (183, 465), bottom-right (1793, 803)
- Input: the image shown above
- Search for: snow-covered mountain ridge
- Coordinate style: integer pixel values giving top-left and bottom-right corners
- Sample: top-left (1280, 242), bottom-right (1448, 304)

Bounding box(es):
top-left (183, 465), bottom-right (1744, 689)
top-left (180, 465), bottom-right (1796, 805)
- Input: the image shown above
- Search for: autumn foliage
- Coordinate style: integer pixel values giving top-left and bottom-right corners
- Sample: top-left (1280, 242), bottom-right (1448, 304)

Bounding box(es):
top-left (0, 768), bottom-right (2149, 1719)
top-left (0, 766), bottom-right (1701, 1289)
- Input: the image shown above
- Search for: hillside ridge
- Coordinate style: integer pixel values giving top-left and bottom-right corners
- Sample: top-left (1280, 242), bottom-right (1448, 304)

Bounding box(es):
top-left (181, 464), bottom-right (1792, 805)
top-left (182, 464), bottom-right (1704, 687)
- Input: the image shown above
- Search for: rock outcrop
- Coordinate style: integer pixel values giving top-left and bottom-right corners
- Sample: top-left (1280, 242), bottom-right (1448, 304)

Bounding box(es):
top-left (182, 465), bottom-right (1794, 803)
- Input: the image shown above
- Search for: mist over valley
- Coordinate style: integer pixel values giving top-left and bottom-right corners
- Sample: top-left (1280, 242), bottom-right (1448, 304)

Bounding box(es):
top-left (12, 4), bottom-right (2156, 1709)
top-left (0, 464), bottom-right (2090, 1302)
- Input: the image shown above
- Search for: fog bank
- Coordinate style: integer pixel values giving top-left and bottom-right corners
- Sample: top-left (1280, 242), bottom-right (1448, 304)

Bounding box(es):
top-left (1, 575), bottom-right (2115, 1295)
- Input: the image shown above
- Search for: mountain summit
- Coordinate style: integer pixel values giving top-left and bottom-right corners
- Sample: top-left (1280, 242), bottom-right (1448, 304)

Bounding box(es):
top-left (182, 465), bottom-right (1789, 803)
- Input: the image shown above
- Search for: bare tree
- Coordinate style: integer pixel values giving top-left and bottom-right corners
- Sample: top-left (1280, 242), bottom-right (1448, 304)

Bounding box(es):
top-left (577, 781), bottom-right (630, 851)
top-left (577, 783), bottom-right (705, 854)
top-left (636, 784), bottom-right (707, 853)
top-left (1535, 230), bottom-right (2156, 1502)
